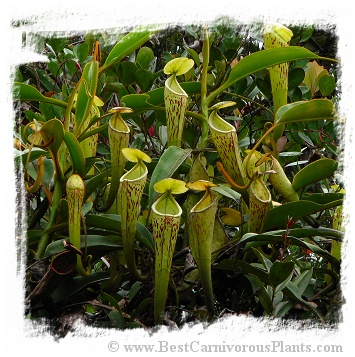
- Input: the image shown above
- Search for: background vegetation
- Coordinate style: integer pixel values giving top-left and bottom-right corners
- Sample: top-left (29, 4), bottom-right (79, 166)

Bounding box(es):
top-left (13, 20), bottom-right (343, 336)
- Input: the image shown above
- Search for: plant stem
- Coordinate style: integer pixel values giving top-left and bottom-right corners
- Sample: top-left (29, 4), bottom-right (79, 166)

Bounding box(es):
top-left (35, 177), bottom-right (63, 258)
top-left (199, 28), bottom-right (210, 149)
top-left (199, 258), bottom-right (215, 315)
top-left (35, 147), bottom-right (65, 258)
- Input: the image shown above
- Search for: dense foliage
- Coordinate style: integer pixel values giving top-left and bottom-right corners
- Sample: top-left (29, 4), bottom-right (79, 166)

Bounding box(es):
top-left (14, 21), bottom-right (343, 336)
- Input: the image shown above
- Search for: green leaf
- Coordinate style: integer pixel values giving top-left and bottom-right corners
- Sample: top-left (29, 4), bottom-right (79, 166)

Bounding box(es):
top-left (288, 67), bottom-right (305, 90)
top-left (238, 233), bottom-right (340, 271)
top-left (298, 131), bottom-right (314, 146)
top-left (293, 267), bottom-right (313, 296)
top-left (135, 68), bottom-right (153, 92)
top-left (136, 46), bottom-right (155, 70)
top-left (100, 291), bottom-right (123, 314)
top-left (251, 247), bottom-right (272, 272)
top-left (300, 192), bottom-right (344, 204)
top-left (269, 261), bottom-right (294, 290)
top-left (84, 170), bottom-right (109, 201)
top-left (14, 148), bottom-right (48, 166)
top-left (46, 37), bottom-right (67, 53)
top-left (292, 158), bottom-right (338, 191)
top-left (52, 271), bottom-right (110, 303)
top-left (319, 74), bottom-right (336, 97)
top-left (264, 199), bottom-right (342, 231)
top-left (13, 82), bottom-right (67, 109)
top-left (109, 311), bottom-right (125, 329)
top-left (81, 60), bottom-right (99, 100)
top-left (129, 298), bottom-right (152, 323)
top-left (208, 46), bottom-right (328, 103)
top-left (211, 185), bottom-right (241, 202)
top-left (85, 214), bottom-right (154, 253)
top-left (283, 280), bottom-right (324, 322)
top-left (214, 259), bottom-right (270, 284)
top-left (43, 235), bottom-right (120, 258)
top-left (118, 61), bottom-right (137, 87)
top-left (255, 77), bottom-right (271, 99)
top-left (128, 281), bottom-right (141, 300)
top-left (275, 301), bottom-right (294, 318)
top-left (266, 227), bottom-right (343, 241)
top-left (73, 42), bottom-right (89, 63)
top-left (63, 131), bottom-right (86, 177)
top-left (149, 146), bottom-right (192, 207)
top-left (275, 99), bottom-right (335, 126)
top-left (257, 281), bottom-right (274, 314)
top-left (100, 28), bottom-right (154, 74)
top-left (185, 46), bottom-right (200, 66)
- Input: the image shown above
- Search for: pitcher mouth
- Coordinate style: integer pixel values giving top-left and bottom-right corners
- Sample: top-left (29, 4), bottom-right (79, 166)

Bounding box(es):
top-left (152, 194), bottom-right (182, 218)
top-left (165, 75), bottom-right (188, 97)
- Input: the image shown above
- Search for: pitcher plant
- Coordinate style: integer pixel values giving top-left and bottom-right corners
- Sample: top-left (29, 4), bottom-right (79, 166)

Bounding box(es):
top-left (151, 178), bottom-right (188, 324)
top-left (164, 57), bottom-right (194, 147)
top-left (66, 174), bottom-right (92, 277)
top-left (119, 148), bottom-right (152, 282)
top-left (263, 23), bottom-right (293, 143)
top-left (95, 107), bottom-right (131, 212)
top-left (186, 180), bottom-right (218, 316)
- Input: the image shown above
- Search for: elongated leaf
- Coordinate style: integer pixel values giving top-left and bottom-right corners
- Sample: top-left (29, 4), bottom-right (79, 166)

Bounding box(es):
top-left (265, 227), bottom-right (343, 241)
top-left (227, 47), bottom-right (321, 88)
top-left (238, 233), bottom-right (340, 271)
top-left (14, 147), bottom-right (48, 166)
top-left (85, 214), bottom-right (154, 253)
top-left (275, 301), bottom-right (294, 318)
top-left (52, 271), bottom-right (110, 303)
top-left (214, 259), bottom-right (270, 284)
top-left (130, 298), bottom-right (152, 323)
top-left (283, 280), bottom-right (324, 322)
top-left (207, 46), bottom-right (329, 104)
top-left (63, 131), bottom-right (86, 177)
top-left (275, 99), bottom-right (335, 126)
top-left (101, 290), bottom-right (123, 314)
top-left (211, 185), bottom-right (241, 202)
top-left (269, 261), bottom-right (294, 289)
top-left (148, 146), bottom-right (191, 207)
top-left (44, 235), bottom-right (121, 257)
top-left (293, 267), bottom-right (313, 296)
top-left (292, 158), bottom-right (338, 191)
top-left (13, 82), bottom-right (67, 109)
top-left (300, 192), bottom-right (344, 204)
top-left (264, 199), bottom-right (342, 231)
top-left (100, 28), bottom-right (154, 74)
top-left (109, 311), bottom-right (125, 329)
top-left (84, 170), bottom-right (109, 201)
top-left (251, 247), bottom-right (272, 272)
top-left (260, 286), bottom-right (274, 314)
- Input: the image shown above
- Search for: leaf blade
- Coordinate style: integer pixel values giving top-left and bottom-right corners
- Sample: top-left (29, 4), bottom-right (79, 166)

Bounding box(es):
top-left (149, 146), bottom-right (191, 207)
